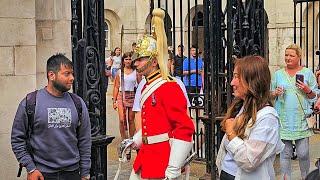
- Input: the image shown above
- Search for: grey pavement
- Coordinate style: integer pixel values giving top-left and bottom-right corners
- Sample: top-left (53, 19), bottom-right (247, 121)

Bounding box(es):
top-left (105, 82), bottom-right (320, 180)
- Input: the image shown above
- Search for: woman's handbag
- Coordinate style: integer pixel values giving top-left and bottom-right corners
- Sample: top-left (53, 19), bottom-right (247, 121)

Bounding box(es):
top-left (306, 115), bottom-right (316, 129)
top-left (105, 66), bottom-right (112, 77)
top-left (296, 93), bottom-right (317, 129)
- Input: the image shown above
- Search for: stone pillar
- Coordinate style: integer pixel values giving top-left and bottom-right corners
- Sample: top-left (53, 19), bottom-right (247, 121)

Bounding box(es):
top-left (0, 0), bottom-right (36, 178)
top-left (35, 0), bottom-right (71, 88)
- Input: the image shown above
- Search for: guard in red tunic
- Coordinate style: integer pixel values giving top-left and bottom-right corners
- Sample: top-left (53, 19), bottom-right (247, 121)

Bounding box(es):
top-left (126, 8), bottom-right (195, 180)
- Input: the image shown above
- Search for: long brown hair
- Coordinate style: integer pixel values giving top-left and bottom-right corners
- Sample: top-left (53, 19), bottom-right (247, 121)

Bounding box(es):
top-left (221, 55), bottom-right (273, 139)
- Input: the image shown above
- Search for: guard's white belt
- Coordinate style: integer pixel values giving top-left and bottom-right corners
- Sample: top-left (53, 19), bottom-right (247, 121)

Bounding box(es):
top-left (142, 133), bottom-right (169, 144)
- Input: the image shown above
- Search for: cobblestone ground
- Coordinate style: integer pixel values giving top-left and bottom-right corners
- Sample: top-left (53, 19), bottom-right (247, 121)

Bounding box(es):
top-left (106, 135), bottom-right (320, 180)
top-left (106, 83), bottom-right (320, 180)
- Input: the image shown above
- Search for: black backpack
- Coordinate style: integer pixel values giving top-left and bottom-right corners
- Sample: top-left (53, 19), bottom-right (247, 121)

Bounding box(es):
top-left (17, 90), bottom-right (83, 177)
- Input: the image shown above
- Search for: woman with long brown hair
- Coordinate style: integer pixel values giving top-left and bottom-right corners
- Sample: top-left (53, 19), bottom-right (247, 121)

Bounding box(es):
top-left (113, 52), bottom-right (138, 139)
top-left (216, 56), bottom-right (284, 180)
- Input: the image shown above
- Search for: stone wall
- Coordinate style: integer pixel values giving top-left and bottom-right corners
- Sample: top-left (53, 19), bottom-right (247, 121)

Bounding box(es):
top-left (0, 0), bottom-right (71, 178)
top-left (35, 0), bottom-right (71, 88)
top-left (0, 0), bottom-right (36, 178)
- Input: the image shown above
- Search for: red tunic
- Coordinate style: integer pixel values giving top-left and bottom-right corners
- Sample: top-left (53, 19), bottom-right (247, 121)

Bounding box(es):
top-left (133, 79), bottom-right (195, 179)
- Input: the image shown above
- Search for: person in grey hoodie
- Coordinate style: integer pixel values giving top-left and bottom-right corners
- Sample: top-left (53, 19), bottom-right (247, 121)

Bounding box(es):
top-left (11, 53), bottom-right (91, 180)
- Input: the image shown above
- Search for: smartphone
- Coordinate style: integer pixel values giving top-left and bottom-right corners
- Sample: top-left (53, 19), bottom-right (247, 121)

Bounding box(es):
top-left (296, 74), bottom-right (304, 83)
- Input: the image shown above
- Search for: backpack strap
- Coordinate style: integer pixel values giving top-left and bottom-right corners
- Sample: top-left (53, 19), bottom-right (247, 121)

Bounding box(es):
top-left (18, 90), bottom-right (37, 177)
top-left (68, 93), bottom-right (83, 130)
top-left (25, 90), bottom-right (37, 138)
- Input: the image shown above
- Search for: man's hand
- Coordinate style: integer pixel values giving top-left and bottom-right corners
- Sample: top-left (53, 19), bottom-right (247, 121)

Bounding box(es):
top-left (81, 176), bottom-right (90, 180)
top-left (27, 169), bottom-right (44, 180)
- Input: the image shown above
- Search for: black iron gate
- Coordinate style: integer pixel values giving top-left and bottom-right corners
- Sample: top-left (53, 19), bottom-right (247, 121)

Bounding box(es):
top-left (151, 0), bottom-right (268, 178)
top-left (71, 0), bottom-right (114, 179)
top-left (293, 0), bottom-right (320, 130)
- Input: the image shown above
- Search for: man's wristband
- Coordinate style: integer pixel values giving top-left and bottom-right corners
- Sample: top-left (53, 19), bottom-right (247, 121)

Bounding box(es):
top-left (82, 175), bottom-right (90, 180)
top-left (28, 168), bottom-right (36, 174)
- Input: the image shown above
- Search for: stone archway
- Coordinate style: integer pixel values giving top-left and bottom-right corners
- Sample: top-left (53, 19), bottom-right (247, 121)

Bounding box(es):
top-left (184, 5), bottom-right (204, 54)
top-left (104, 9), bottom-right (121, 55)
top-left (144, 12), bottom-right (173, 46)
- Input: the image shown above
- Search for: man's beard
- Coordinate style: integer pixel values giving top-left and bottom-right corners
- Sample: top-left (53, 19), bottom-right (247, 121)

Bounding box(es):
top-left (52, 80), bottom-right (70, 93)
top-left (136, 60), bottom-right (152, 74)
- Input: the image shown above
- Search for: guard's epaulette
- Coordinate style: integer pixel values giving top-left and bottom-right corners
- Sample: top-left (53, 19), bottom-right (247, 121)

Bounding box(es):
top-left (167, 75), bottom-right (176, 82)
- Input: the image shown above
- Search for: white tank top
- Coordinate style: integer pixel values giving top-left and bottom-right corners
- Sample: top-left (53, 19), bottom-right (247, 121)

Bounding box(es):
top-left (111, 56), bottom-right (121, 69)
top-left (119, 70), bottom-right (137, 92)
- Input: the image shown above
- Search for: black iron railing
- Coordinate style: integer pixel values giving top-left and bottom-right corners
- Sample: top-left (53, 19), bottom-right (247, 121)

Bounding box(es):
top-left (71, 0), bottom-right (114, 179)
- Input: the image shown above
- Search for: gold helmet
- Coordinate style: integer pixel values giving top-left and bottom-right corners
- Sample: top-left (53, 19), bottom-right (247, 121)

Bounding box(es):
top-left (132, 8), bottom-right (170, 80)
top-left (132, 35), bottom-right (157, 61)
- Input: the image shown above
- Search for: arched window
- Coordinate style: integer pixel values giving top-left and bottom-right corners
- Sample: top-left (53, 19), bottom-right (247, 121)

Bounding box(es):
top-left (145, 13), bottom-right (172, 46)
top-left (104, 21), bottom-right (110, 50)
top-left (192, 11), bottom-right (204, 27)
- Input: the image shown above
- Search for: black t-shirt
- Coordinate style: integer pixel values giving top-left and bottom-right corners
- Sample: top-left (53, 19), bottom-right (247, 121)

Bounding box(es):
top-left (174, 55), bottom-right (186, 77)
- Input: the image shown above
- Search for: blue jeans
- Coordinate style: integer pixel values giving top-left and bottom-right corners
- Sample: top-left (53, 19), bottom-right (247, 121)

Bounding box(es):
top-left (41, 169), bottom-right (81, 180)
top-left (280, 138), bottom-right (310, 180)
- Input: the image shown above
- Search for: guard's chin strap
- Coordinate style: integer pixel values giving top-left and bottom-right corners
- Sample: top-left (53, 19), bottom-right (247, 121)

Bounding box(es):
top-left (136, 59), bottom-right (152, 73)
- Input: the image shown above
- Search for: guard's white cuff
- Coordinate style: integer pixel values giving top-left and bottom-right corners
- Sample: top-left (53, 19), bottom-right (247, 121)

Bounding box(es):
top-left (132, 129), bottom-right (142, 149)
top-left (165, 139), bottom-right (193, 178)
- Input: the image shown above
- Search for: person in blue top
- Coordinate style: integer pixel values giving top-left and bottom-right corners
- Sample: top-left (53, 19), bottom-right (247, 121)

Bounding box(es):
top-left (271, 44), bottom-right (317, 180)
top-left (183, 45), bottom-right (204, 102)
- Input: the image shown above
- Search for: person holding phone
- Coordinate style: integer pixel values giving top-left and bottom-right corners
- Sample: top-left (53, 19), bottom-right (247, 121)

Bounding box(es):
top-left (216, 56), bottom-right (284, 180)
top-left (271, 44), bottom-right (318, 179)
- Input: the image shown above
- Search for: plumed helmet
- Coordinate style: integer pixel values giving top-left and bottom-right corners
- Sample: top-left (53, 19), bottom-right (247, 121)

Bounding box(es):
top-left (132, 8), bottom-right (170, 80)
top-left (132, 35), bottom-right (157, 61)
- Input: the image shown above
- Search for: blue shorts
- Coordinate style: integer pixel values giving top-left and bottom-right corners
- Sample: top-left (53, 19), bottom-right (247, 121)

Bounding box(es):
top-left (112, 68), bottom-right (120, 78)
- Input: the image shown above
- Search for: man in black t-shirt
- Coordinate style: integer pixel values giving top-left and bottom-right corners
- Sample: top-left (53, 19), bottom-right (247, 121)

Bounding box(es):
top-left (173, 45), bottom-right (186, 78)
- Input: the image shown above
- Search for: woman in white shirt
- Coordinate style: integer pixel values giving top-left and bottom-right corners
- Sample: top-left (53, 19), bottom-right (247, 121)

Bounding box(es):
top-left (111, 47), bottom-right (122, 80)
top-left (112, 52), bottom-right (140, 140)
top-left (216, 56), bottom-right (284, 180)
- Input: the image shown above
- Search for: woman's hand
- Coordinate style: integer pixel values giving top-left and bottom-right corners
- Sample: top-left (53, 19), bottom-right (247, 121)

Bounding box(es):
top-left (314, 98), bottom-right (320, 114)
top-left (296, 80), bottom-right (311, 94)
top-left (113, 101), bottom-right (117, 110)
top-left (315, 70), bottom-right (320, 87)
top-left (273, 87), bottom-right (284, 97)
top-left (225, 118), bottom-right (237, 140)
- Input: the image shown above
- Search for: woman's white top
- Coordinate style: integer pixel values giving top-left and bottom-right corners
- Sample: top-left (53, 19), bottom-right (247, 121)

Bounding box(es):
top-left (221, 107), bottom-right (244, 176)
top-left (118, 70), bottom-right (137, 92)
top-left (111, 55), bottom-right (121, 69)
top-left (216, 106), bottom-right (285, 180)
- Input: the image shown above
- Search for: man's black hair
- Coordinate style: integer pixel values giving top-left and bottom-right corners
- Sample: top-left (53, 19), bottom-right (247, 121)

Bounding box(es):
top-left (191, 45), bottom-right (198, 49)
top-left (178, 44), bottom-right (184, 48)
top-left (46, 53), bottom-right (73, 79)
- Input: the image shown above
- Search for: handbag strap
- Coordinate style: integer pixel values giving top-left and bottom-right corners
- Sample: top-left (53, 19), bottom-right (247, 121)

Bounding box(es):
top-left (295, 92), bottom-right (308, 118)
top-left (283, 70), bottom-right (308, 117)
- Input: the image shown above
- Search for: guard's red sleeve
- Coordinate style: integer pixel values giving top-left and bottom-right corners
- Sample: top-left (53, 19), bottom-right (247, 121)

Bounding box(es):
top-left (161, 82), bottom-right (195, 142)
